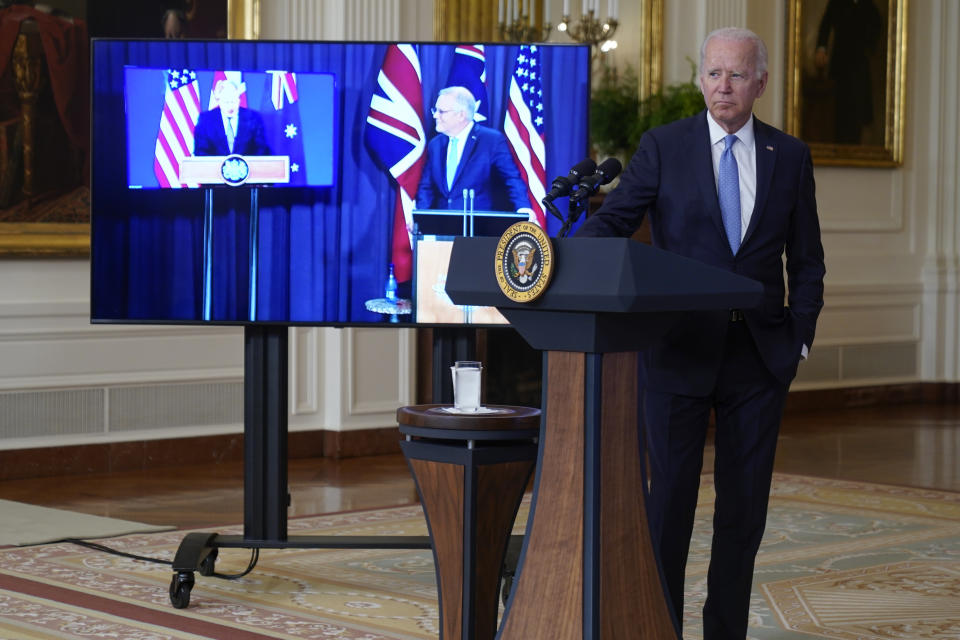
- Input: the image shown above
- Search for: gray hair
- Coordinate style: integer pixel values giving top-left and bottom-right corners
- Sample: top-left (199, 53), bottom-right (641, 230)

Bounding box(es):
top-left (438, 86), bottom-right (477, 121)
top-left (699, 27), bottom-right (768, 79)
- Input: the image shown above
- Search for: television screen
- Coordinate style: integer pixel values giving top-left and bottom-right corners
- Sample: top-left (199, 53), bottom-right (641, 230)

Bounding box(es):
top-left (91, 39), bottom-right (591, 325)
top-left (124, 68), bottom-right (336, 189)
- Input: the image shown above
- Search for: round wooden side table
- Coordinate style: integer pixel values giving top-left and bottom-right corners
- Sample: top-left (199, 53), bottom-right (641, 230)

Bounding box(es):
top-left (397, 404), bottom-right (540, 640)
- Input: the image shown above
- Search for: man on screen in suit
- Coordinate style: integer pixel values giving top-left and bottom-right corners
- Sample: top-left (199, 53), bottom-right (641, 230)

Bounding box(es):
top-left (193, 79), bottom-right (271, 157)
top-left (415, 86), bottom-right (532, 215)
top-left (576, 27), bottom-right (825, 638)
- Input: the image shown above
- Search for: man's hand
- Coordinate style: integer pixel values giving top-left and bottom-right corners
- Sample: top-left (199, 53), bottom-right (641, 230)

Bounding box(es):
top-left (517, 207), bottom-right (537, 225)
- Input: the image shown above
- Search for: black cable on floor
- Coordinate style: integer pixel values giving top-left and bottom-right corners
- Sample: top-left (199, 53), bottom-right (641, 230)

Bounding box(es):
top-left (58, 538), bottom-right (260, 580)
top-left (60, 538), bottom-right (171, 566)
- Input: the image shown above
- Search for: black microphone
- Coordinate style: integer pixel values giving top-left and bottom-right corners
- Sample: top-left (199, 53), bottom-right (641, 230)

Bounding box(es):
top-left (542, 158), bottom-right (597, 203)
top-left (570, 157), bottom-right (622, 203)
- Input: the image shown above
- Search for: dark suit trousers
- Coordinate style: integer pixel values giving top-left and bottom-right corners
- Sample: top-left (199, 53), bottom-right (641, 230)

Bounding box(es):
top-left (643, 319), bottom-right (789, 639)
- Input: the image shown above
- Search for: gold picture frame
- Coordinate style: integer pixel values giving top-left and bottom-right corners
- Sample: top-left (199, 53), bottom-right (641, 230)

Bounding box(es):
top-left (0, 19), bottom-right (89, 257)
top-left (0, 1), bottom-right (244, 257)
top-left (785, 0), bottom-right (907, 167)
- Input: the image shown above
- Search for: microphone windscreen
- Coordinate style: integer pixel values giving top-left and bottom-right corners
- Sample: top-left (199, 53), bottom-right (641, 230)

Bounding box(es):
top-left (595, 157), bottom-right (622, 184)
top-left (569, 157), bottom-right (597, 180)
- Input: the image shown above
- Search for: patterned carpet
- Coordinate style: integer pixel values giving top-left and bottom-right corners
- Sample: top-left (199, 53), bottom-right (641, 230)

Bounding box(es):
top-left (0, 474), bottom-right (957, 639)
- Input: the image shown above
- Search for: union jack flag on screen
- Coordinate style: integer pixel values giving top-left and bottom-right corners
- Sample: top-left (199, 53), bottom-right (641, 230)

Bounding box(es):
top-left (154, 68), bottom-right (201, 188)
top-left (364, 44), bottom-right (427, 282)
top-left (269, 70), bottom-right (298, 110)
top-left (503, 45), bottom-right (547, 228)
top-left (445, 44), bottom-right (488, 123)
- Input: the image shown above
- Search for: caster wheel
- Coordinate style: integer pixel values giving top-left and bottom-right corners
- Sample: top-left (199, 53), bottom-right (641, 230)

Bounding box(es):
top-left (500, 573), bottom-right (514, 606)
top-left (169, 572), bottom-right (195, 609)
top-left (199, 548), bottom-right (219, 576)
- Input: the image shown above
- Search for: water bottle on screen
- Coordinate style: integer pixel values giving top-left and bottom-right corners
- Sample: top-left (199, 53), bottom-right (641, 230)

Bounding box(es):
top-left (385, 263), bottom-right (398, 301)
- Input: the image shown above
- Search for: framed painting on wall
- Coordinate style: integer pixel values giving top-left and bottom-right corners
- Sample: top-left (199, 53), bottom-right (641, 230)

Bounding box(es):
top-left (0, 0), bottom-right (228, 256)
top-left (784, 0), bottom-right (907, 167)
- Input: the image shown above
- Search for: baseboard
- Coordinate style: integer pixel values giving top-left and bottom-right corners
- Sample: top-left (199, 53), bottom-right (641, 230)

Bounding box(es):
top-left (322, 427), bottom-right (404, 460)
top-left (1, 383), bottom-right (957, 481)
top-left (785, 382), bottom-right (960, 412)
top-left (0, 427), bottom-right (402, 482)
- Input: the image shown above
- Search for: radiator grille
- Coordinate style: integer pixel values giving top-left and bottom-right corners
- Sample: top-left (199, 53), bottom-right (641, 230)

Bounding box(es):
top-left (0, 381), bottom-right (243, 440)
top-left (108, 381), bottom-right (243, 430)
top-left (0, 388), bottom-right (104, 438)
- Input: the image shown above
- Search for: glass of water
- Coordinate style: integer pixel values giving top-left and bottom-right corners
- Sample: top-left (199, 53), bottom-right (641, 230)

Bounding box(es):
top-left (450, 360), bottom-right (482, 411)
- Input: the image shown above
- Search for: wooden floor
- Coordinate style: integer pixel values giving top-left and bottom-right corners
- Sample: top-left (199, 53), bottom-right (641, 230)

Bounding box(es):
top-left (0, 402), bottom-right (957, 529)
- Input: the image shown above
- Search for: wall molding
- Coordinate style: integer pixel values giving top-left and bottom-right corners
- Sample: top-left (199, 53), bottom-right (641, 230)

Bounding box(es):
top-left (0, 426), bottom-right (398, 482)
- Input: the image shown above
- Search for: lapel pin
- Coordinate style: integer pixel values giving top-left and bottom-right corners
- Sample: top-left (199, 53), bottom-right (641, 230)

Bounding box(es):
top-left (766, 145), bottom-right (774, 151)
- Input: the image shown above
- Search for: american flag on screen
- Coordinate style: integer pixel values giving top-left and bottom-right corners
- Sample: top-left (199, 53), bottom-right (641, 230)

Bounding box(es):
top-left (153, 68), bottom-right (201, 188)
top-left (364, 44), bottom-right (427, 282)
top-left (446, 44), bottom-right (488, 122)
top-left (503, 45), bottom-right (547, 228)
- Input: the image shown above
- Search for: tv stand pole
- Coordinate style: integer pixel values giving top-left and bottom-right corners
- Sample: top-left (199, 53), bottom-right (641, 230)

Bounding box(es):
top-left (201, 188), bottom-right (213, 321)
top-left (168, 324), bottom-right (431, 609)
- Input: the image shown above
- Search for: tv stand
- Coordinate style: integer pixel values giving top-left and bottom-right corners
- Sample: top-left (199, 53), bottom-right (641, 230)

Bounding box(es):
top-left (168, 324), bottom-right (525, 611)
top-left (168, 324), bottom-right (432, 608)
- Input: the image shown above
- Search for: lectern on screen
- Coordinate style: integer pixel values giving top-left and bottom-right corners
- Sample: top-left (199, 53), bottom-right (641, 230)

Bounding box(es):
top-left (89, 39), bottom-right (591, 326)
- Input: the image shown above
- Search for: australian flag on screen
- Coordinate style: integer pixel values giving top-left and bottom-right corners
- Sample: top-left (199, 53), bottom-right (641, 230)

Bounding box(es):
top-left (260, 71), bottom-right (306, 186)
top-left (445, 45), bottom-right (488, 123)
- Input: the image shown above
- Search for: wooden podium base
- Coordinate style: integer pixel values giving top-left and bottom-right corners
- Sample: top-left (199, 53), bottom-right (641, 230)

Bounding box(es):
top-left (498, 351), bottom-right (678, 639)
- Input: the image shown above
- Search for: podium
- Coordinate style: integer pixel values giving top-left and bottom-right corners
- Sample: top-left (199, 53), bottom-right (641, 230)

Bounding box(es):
top-left (445, 237), bottom-right (763, 639)
top-left (413, 208), bottom-right (528, 238)
top-left (179, 155), bottom-right (290, 321)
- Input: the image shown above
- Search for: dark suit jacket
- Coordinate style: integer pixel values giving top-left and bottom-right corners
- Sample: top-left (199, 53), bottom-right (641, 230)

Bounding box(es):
top-left (577, 111), bottom-right (825, 396)
top-left (193, 107), bottom-right (271, 157)
top-left (415, 124), bottom-right (530, 212)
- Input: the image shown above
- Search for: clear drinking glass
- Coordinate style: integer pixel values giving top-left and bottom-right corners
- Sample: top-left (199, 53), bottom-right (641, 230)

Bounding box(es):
top-left (450, 360), bottom-right (482, 411)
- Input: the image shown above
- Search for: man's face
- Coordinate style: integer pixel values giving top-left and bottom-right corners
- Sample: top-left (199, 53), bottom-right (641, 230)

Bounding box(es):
top-left (699, 37), bottom-right (767, 134)
top-left (433, 94), bottom-right (468, 137)
top-left (218, 83), bottom-right (241, 118)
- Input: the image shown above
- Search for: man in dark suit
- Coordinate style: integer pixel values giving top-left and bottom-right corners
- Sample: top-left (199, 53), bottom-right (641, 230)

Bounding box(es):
top-left (576, 27), bottom-right (825, 639)
top-left (415, 85), bottom-right (532, 214)
top-left (193, 79), bottom-right (271, 157)
top-left (814, 0), bottom-right (883, 144)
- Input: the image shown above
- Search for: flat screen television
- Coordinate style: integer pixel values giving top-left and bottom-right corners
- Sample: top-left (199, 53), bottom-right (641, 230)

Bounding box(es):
top-left (90, 39), bottom-right (591, 326)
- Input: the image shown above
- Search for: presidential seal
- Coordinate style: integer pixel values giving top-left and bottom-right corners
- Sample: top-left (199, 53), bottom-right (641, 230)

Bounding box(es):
top-left (220, 154), bottom-right (250, 186)
top-left (495, 221), bottom-right (554, 302)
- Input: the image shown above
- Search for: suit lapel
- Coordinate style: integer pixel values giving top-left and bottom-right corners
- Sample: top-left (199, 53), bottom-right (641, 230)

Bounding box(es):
top-left (214, 110), bottom-right (230, 153)
top-left (232, 111), bottom-right (245, 153)
top-left (450, 128), bottom-right (479, 192)
top-left (436, 136), bottom-right (452, 197)
top-left (690, 113), bottom-right (728, 241)
top-left (743, 118), bottom-right (776, 248)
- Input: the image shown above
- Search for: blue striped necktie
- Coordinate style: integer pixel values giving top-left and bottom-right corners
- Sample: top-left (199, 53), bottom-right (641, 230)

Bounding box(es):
top-left (719, 133), bottom-right (741, 254)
